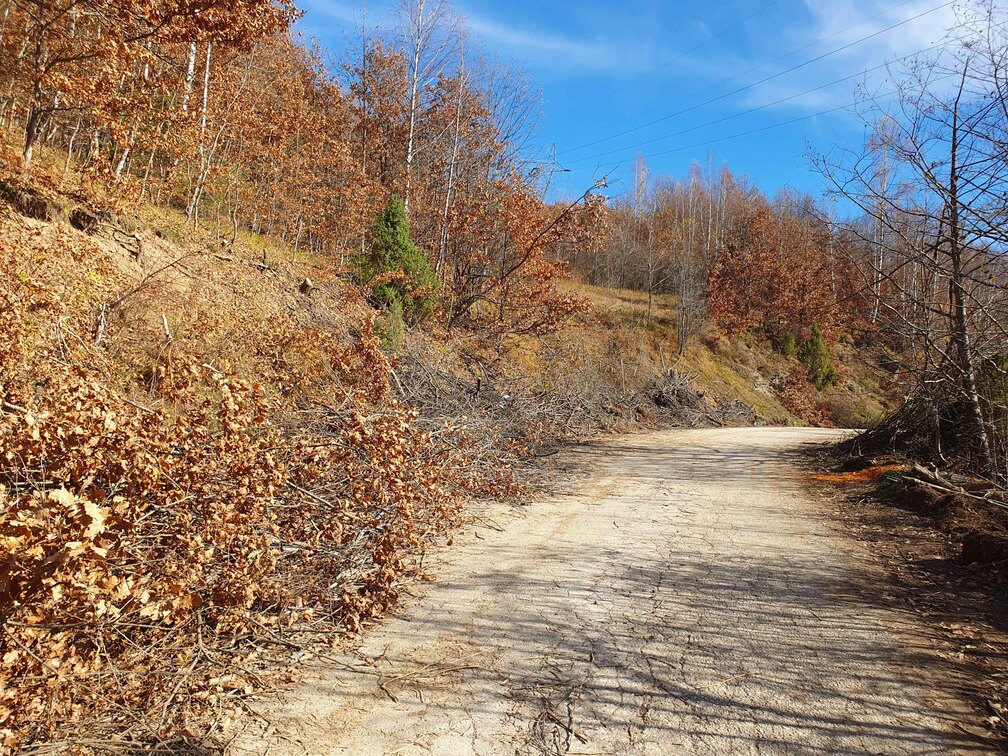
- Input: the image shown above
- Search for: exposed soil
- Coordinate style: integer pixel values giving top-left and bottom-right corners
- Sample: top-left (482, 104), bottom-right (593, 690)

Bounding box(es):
top-left (230, 428), bottom-right (995, 754)
top-left (823, 468), bottom-right (1008, 749)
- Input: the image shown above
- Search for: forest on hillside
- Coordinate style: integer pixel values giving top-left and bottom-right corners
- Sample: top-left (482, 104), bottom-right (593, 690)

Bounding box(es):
top-left (1, 0), bottom-right (1008, 750)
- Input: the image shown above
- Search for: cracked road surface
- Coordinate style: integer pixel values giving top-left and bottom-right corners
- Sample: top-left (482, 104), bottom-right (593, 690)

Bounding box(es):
top-left (234, 427), bottom-right (990, 755)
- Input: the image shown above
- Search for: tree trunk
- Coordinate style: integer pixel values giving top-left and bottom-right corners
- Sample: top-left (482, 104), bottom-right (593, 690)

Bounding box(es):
top-left (187, 42), bottom-right (213, 223)
top-left (182, 41), bottom-right (197, 113)
top-left (22, 30), bottom-right (45, 167)
top-left (437, 41), bottom-right (465, 277)
top-left (404, 0), bottom-right (425, 215)
top-left (948, 73), bottom-right (993, 473)
top-left (360, 0), bottom-right (368, 255)
top-left (64, 116), bottom-right (82, 173)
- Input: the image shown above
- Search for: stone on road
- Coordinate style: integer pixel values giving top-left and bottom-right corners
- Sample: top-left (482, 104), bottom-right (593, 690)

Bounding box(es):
top-left (233, 428), bottom-right (989, 755)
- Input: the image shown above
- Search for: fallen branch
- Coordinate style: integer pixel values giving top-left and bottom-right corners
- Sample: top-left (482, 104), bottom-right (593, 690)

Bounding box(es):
top-left (546, 710), bottom-right (588, 745)
top-left (902, 473), bottom-right (1008, 511)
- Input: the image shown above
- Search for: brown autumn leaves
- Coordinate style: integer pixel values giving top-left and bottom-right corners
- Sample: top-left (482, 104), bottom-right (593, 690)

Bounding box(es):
top-left (0, 0), bottom-right (601, 749)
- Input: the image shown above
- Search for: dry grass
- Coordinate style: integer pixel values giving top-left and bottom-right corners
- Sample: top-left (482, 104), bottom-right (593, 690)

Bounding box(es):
top-left (562, 282), bottom-right (895, 430)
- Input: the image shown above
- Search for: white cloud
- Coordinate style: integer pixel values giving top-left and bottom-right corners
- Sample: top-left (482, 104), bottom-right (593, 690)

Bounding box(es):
top-left (802, 0), bottom-right (956, 59)
top-left (465, 13), bottom-right (651, 73)
top-left (303, 0), bottom-right (362, 25)
top-left (301, 1), bottom-right (655, 74)
top-left (732, 0), bottom-right (961, 112)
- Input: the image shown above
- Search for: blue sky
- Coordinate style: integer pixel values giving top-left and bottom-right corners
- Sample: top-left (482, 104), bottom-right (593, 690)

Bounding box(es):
top-left (296, 0), bottom-right (958, 203)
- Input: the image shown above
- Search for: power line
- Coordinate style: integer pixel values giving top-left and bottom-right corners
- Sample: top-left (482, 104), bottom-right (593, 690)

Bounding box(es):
top-left (559, 0), bottom-right (952, 156)
top-left (568, 66), bottom-right (962, 188)
top-left (564, 44), bottom-right (944, 166)
top-left (624, 0), bottom-right (784, 86)
top-left (566, 94), bottom-right (897, 177)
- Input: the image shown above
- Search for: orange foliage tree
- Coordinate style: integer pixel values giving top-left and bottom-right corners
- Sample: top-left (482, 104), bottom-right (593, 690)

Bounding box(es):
top-left (0, 0), bottom-right (297, 166)
top-left (709, 201), bottom-right (839, 340)
top-left (1, 0), bottom-right (600, 340)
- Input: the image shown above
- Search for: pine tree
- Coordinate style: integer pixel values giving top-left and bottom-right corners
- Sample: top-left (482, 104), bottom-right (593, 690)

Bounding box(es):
top-left (799, 325), bottom-right (839, 390)
top-left (360, 197), bottom-right (438, 322)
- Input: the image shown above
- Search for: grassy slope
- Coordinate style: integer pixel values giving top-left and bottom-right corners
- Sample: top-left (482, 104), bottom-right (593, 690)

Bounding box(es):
top-left (562, 283), bottom-right (895, 429)
top-left (0, 178), bottom-right (892, 438)
top-left (1, 134), bottom-right (893, 433)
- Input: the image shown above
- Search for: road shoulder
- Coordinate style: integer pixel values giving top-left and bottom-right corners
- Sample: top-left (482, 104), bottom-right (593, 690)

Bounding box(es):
top-left (821, 477), bottom-right (1008, 748)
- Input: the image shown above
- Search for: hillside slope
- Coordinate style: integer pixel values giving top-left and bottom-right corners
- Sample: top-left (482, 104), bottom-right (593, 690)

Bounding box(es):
top-left (561, 284), bottom-right (894, 430)
top-left (0, 180), bottom-right (891, 751)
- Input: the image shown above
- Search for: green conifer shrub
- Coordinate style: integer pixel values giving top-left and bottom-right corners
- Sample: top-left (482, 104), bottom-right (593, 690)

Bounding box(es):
top-left (799, 325), bottom-right (839, 390)
top-left (358, 197), bottom-right (438, 323)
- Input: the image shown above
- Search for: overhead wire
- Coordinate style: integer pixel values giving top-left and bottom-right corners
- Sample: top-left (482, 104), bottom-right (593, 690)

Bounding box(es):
top-left (569, 66), bottom-right (960, 181)
top-left (567, 93), bottom-right (896, 178)
top-left (559, 0), bottom-right (953, 155)
top-left (623, 0), bottom-right (784, 86)
top-left (564, 43), bottom-right (946, 166)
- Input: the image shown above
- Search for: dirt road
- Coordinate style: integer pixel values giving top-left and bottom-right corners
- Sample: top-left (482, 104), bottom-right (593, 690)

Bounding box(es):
top-left (234, 428), bottom-right (990, 755)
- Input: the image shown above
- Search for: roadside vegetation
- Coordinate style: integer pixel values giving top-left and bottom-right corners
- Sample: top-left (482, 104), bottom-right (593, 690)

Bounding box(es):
top-left (815, 4), bottom-right (1008, 625)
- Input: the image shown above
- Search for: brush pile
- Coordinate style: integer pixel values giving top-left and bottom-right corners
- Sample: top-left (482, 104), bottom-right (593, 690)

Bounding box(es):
top-left (0, 209), bottom-right (513, 753)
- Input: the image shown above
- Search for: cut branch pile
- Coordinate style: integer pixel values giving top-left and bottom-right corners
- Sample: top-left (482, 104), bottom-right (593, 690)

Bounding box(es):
top-left (0, 218), bottom-right (510, 753)
top-left (0, 337), bottom-right (496, 752)
top-left (394, 330), bottom-right (753, 461)
top-left (838, 389), bottom-right (991, 475)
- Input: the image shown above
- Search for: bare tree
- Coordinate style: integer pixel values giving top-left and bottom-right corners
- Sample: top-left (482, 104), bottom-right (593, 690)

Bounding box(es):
top-left (437, 32), bottom-right (466, 275)
top-left (814, 11), bottom-right (1008, 473)
top-left (398, 0), bottom-right (457, 214)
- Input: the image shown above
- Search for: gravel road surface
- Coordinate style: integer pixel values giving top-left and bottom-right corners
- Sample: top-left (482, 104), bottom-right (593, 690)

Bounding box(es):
top-left (233, 427), bottom-right (990, 755)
